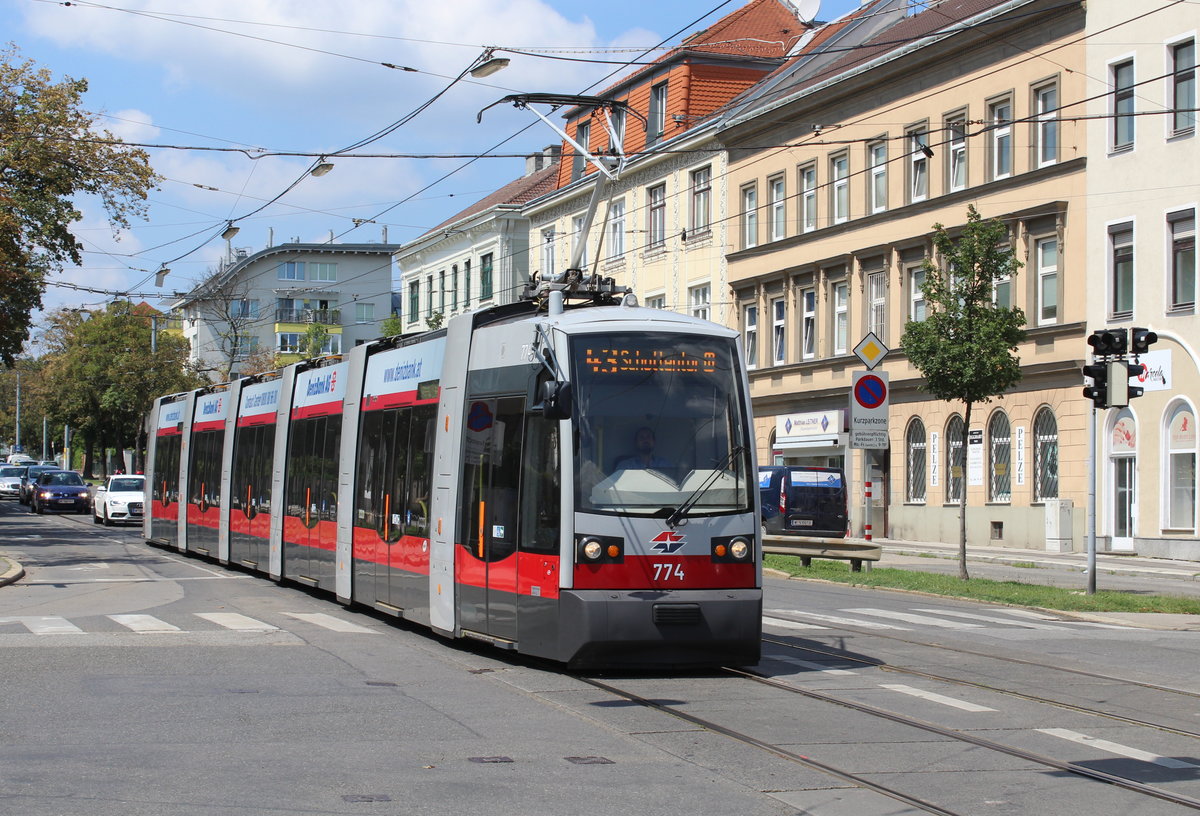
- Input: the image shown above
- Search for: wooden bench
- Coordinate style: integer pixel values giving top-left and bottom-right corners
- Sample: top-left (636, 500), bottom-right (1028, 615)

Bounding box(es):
top-left (762, 535), bottom-right (882, 572)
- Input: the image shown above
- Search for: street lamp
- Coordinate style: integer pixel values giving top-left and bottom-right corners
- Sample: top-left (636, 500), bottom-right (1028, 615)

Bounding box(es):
top-left (470, 48), bottom-right (510, 78)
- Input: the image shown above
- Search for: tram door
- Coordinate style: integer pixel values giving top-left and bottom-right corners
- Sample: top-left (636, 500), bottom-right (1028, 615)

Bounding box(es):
top-left (458, 397), bottom-right (532, 641)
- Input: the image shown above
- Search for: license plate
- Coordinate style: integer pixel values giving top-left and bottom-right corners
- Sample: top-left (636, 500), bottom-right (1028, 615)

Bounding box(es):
top-left (54, 499), bottom-right (76, 506)
top-left (790, 519), bottom-right (813, 527)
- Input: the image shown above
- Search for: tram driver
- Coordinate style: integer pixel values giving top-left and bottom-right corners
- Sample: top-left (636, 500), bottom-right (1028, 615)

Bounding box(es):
top-left (613, 426), bottom-right (673, 472)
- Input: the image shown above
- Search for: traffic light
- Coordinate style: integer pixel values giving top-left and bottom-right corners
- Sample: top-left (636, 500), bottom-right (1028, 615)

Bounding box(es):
top-left (1126, 360), bottom-right (1146, 400)
top-left (1082, 363), bottom-right (1107, 408)
top-left (1130, 327), bottom-right (1158, 355)
top-left (1087, 328), bottom-right (1128, 356)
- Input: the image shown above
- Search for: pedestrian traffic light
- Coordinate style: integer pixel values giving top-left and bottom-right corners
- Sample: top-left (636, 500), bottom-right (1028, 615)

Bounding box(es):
top-left (1130, 327), bottom-right (1158, 355)
top-left (1082, 363), bottom-right (1108, 408)
top-left (1087, 328), bottom-right (1128, 356)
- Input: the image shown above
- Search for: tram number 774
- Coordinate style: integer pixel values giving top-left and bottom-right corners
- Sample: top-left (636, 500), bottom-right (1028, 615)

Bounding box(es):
top-left (652, 562), bottom-right (686, 581)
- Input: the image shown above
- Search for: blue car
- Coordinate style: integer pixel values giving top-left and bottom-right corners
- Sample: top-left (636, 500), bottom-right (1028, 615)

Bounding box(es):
top-left (29, 471), bottom-right (91, 515)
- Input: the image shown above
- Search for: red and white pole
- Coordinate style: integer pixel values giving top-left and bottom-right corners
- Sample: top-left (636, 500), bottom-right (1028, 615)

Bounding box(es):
top-left (864, 480), bottom-right (873, 542)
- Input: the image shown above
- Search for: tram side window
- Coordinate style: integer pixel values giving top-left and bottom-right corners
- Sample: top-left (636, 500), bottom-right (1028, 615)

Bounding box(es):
top-left (189, 430), bottom-right (224, 507)
top-left (286, 415), bottom-right (341, 522)
top-left (231, 425), bottom-right (273, 513)
top-left (153, 435), bottom-right (181, 503)
top-left (356, 408), bottom-right (413, 540)
top-left (406, 405), bottom-right (435, 538)
top-left (519, 415), bottom-right (559, 554)
top-left (461, 398), bottom-right (524, 562)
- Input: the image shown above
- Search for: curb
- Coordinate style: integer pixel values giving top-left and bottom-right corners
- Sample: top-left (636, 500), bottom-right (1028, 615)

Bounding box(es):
top-left (0, 555), bottom-right (25, 587)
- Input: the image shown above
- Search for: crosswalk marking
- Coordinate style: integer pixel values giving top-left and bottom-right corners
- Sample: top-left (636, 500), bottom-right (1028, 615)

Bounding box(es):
top-left (844, 608), bottom-right (985, 630)
top-left (194, 612), bottom-right (279, 632)
top-left (912, 608), bottom-right (1066, 630)
top-left (763, 615), bottom-right (823, 631)
top-left (1037, 728), bottom-right (1200, 769)
top-left (771, 655), bottom-right (858, 675)
top-left (880, 683), bottom-right (997, 712)
top-left (767, 609), bottom-right (911, 630)
top-left (283, 612), bottom-right (376, 633)
top-left (108, 614), bottom-right (182, 633)
top-left (0, 616), bottom-right (85, 634)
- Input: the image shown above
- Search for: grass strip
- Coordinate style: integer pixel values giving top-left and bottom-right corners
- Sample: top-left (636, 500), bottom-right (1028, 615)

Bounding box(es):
top-left (764, 554), bottom-right (1200, 614)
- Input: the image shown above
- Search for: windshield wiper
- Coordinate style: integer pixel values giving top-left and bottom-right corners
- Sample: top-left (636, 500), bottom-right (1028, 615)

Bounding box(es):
top-left (665, 446), bottom-right (745, 528)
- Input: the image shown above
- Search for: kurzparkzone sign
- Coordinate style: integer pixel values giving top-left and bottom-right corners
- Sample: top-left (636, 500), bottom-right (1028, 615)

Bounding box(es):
top-left (849, 370), bottom-right (889, 449)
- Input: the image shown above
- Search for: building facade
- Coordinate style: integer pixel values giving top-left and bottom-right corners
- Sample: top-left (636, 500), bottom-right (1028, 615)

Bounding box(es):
top-left (720, 0), bottom-right (1090, 550)
top-left (1085, 3), bottom-right (1197, 558)
top-left (172, 242), bottom-right (399, 379)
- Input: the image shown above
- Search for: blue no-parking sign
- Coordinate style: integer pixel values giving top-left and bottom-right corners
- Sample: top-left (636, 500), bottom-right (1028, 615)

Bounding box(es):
top-left (849, 370), bottom-right (889, 449)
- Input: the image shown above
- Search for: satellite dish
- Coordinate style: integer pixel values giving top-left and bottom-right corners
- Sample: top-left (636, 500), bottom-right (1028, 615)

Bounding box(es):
top-left (795, 0), bottom-right (821, 25)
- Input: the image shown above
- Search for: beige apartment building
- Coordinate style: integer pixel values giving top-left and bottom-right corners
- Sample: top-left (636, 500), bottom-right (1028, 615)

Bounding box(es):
top-left (720, 0), bottom-right (1090, 550)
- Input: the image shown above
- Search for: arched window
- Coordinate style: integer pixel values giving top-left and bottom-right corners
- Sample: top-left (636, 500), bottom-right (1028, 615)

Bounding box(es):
top-left (946, 415), bottom-right (965, 504)
top-left (988, 410), bottom-right (1012, 503)
top-left (1165, 401), bottom-right (1196, 531)
top-left (906, 418), bottom-right (927, 503)
top-left (1032, 407), bottom-right (1058, 502)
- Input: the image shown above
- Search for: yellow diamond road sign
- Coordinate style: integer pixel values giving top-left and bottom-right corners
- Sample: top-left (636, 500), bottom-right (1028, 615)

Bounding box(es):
top-left (853, 332), bottom-right (889, 370)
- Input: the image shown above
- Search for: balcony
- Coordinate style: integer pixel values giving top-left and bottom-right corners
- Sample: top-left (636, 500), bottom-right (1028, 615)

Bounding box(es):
top-left (275, 308), bottom-right (340, 325)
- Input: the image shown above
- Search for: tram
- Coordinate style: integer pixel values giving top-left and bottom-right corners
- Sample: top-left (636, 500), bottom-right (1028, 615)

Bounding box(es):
top-left (147, 277), bottom-right (762, 668)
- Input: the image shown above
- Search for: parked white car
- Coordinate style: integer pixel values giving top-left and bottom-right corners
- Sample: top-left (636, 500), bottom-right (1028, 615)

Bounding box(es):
top-left (92, 474), bottom-right (146, 526)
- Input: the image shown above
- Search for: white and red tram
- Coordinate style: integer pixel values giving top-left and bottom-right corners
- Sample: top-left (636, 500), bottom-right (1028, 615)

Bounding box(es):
top-left (147, 285), bottom-right (762, 668)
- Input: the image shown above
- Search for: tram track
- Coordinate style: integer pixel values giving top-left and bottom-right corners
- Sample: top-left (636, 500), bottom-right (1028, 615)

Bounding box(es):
top-left (575, 667), bottom-right (1200, 814)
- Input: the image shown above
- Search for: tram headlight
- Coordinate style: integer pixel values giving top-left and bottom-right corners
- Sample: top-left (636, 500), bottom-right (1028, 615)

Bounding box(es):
top-left (581, 538), bottom-right (604, 561)
top-left (711, 535), bottom-right (753, 563)
top-left (576, 534), bottom-right (624, 564)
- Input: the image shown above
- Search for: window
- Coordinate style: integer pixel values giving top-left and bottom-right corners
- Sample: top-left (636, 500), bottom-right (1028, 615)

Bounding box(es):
top-left (801, 288), bottom-right (816, 359)
top-left (541, 227), bottom-right (556, 278)
top-left (1034, 83), bottom-right (1058, 167)
top-left (1173, 40), bottom-right (1196, 135)
top-left (988, 410), bottom-right (1011, 503)
top-left (320, 334), bottom-right (342, 355)
top-left (438, 270), bottom-right (445, 313)
top-left (994, 266), bottom-right (1012, 309)
top-left (909, 267), bottom-right (927, 322)
top-left (231, 334), bottom-right (258, 360)
top-left (1033, 408), bottom-right (1059, 502)
top-left (691, 167), bottom-right (711, 233)
top-left (833, 281), bottom-right (848, 354)
top-left (906, 418), bottom-right (927, 503)
top-left (451, 265), bottom-right (459, 312)
top-left (645, 295), bottom-right (665, 310)
top-left (647, 184), bottom-right (666, 249)
top-left (769, 176), bottom-right (786, 241)
top-left (425, 275), bottom-right (433, 317)
top-left (1110, 223), bottom-right (1134, 317)
top-left (1112, 59), bottom-right (1135, 150)
top-left (908, 129), bottom-right (929, 202)
top-left (648, 81), bottom-right (668, 145)
top-left (946, 415), bottom-right (965, 504)
top-left (608, 198), bottom-right (626, 259)
top-left (989, 99), bottom-right (1012, 179)
top-left (277, 332), bottom-right (301, 353)
top-left (741, 185), bottom-right (758, 249)
top-left (608, 107), bottom-right (626, 151)
top-left (800, 165), bottom-right (817, 232)
top-left (355, 302), bottom-right (374, 324)
top-left (571, 121), bottom-right (589, 181)
top-left (744, 305), bottom-right (758, 369)
top-left (230, 298), bottom-right (259, 319)
top-left (310, 262), bottom-right (337, 282)
top-left (480, 253), bottom-right (494, 300)
top-left (463, 259), bottom-right (471, 308)
top-left (688, 285), bottom-right (710, 320)
top-left (1166, 402), bottom-right (1197, 530)
top-left (571, 215), bottom-right (588, 270)
top-left (771, 297), bottom-right (786, 365)
top-left (831, 155), bottom-right (849, 223)
top-left (1170, 210), bottom-right (1195, 311)
top-left (278, 261), bottom-right (304, 281)
top-left (868, 142), bottom-right (887, 214)
top-left (408, 281), bottom-right (419, 323)
top-left (1036, 236), bottom-right (1059, 324)
top-left (947, 116), bottom-right (967, 192)
top-left (867, 270), bottom-right (885, 338)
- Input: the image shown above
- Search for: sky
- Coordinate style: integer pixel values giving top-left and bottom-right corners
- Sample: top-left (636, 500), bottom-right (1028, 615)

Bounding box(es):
top-left (3, 0), bottom-right (860, 329)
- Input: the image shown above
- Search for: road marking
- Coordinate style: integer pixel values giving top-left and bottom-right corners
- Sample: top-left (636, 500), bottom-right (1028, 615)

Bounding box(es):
top-left (0, 615), bottom-right (85, 634)
top-left (771, 655), bottom-right (858, 675)
top-left (880, 683), bottom-right (997, 712)
top-left (108, 614), bottom-right (182, 633)
top-left (195, 612), bottom-right (278, 632)
top-left (912, 608), bottom-right (1067, 630)
top-left (770, 609), bottom-right (911, 630)
top-left (1037, 728), bottom-right (1200, 769)
top-left (844, 608), bottom-right (985, 629)
top-left (283, 612), bottom-right (376, 633)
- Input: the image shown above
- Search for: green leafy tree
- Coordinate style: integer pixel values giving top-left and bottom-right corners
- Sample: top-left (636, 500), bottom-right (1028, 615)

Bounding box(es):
top-left (425, 312), bottom-right (445, 331)
top-left (41, 302), bottom-right (199, 476)
top-left (298, 323), bottom-right (331, 358)
top-left (379, 314), bottom-right (404, 337)
top-left (0, 45), bottom-right (158, 365)
top-left (901, 205), bottom-right (1026, 579)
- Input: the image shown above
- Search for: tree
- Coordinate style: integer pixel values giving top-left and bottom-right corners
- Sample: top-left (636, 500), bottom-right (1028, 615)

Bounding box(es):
top-left (379, 314), bottom-right (404, 337)
top-left (901, 205), bottom-right (1026, 580)
top-left (0, 46), bottom-right (158, 365)
top-left (298, 323), bottom-right (331, 358)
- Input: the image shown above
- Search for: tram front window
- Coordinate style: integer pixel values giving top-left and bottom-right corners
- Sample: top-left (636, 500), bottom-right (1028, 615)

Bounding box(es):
top-left (571, 332), bottom-right (752, 516)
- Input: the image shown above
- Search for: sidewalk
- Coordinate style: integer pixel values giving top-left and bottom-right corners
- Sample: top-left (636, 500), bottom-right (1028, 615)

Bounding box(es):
top-left (0, 554), bottom-right (24, 587)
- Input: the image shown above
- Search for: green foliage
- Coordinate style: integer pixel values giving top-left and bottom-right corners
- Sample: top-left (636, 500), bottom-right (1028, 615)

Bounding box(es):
top-left (379, 314), bottom-right (404, 337)
top-left (425, 312), bottom-right (445, 331)
top-left (901, 205), bottom-right (1026, 405)
top-left (299, 323), bottom-right (331, 358)
top-left (0, 46), bottom-right (158, 365)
